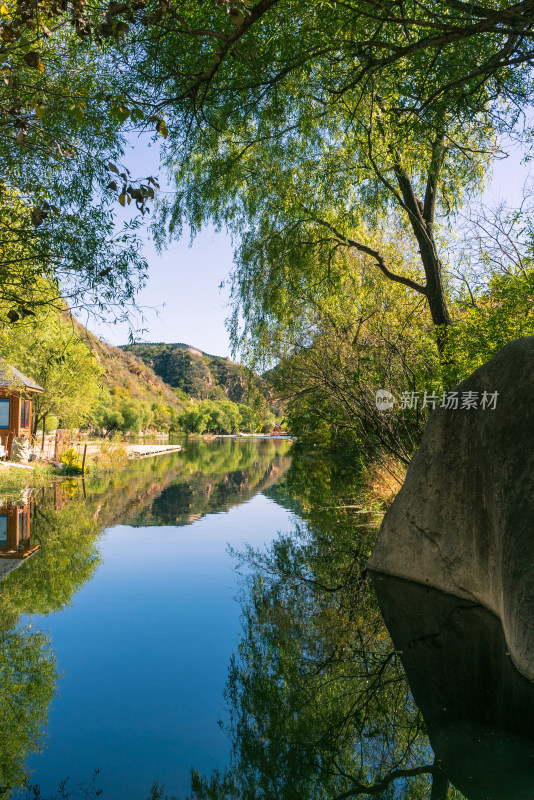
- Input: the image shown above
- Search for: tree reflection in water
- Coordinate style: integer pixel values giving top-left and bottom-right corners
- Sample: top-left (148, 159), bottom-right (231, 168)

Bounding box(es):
top-left (189, 451), bottom-right (457, 800)
top-left (3, 445), bottom-right (534, 798)
top-left (0, 491), bottom-right (101, 797)
top-left (0, 439), bottom-right (293, 798)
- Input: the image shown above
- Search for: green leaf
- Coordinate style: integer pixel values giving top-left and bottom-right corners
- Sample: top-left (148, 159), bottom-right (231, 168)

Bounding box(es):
top-left (156, 120), bottom-right (168, 139)
top-left (72, 105), bottom-right (84, 122)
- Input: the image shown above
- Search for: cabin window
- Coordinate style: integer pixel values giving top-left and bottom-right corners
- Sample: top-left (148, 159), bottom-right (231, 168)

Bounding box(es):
top-left (20, 399), bottom-right (30, 429)
top-left (0, 399), bottom-right (9, 429)
top-left (0, 515), bottom-right (7, 546)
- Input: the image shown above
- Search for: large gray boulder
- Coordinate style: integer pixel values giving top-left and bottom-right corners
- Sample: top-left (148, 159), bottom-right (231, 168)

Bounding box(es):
top-left (367, 336), bottom-right (534, 679)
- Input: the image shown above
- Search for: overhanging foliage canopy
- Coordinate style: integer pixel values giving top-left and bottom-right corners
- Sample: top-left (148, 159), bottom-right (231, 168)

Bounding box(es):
top-left (117, 0), bottom-right (534, 354)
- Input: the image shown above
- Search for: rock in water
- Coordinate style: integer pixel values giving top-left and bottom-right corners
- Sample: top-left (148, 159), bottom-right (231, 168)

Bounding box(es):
top-left (367, 336), bottom-right (534, 679)
top-left (372, 573), bottom-right (534, 799)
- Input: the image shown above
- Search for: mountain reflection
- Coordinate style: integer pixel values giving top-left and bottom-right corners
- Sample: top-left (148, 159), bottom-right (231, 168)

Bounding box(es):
top-left (0, 438), bottom-right (292, 797)
top-left (190, 452), bottom-right (534, 800)
top-left (121, 438), bottom-right (292, 526)
top-left (84, 437), bottom-right (292, 529)
top-left (1, 444), bottom-right (534, 798)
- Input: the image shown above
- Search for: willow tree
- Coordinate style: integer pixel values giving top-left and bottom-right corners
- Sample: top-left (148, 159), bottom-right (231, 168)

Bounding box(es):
top-left (0, 0), bottom-right (156, 321)
top-left (123, 0), bottom-right (533, 356)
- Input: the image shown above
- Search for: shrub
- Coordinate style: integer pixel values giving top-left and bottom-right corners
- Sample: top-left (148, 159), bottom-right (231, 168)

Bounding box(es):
top-left (58, 447), bottom-right (84, 475)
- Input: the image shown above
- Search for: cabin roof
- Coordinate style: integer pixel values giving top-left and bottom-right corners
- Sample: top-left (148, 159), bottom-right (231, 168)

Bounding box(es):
top-left (0, 362), bottom-right (44, 393)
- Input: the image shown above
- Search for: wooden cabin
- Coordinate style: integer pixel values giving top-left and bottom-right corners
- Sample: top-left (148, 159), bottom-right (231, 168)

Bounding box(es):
top-left (0, 496), bottom-right (37, 558)
top-left (0, 362), bottom-right (43, 456)
top-left (0, 494), bottom-right (39, 579)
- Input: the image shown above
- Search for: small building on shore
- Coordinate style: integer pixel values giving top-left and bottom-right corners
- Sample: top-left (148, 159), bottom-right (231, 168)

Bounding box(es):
top-left (0, 362), bottom-right (44, 456)
top-left (0, 491), bottom-right (39, 580)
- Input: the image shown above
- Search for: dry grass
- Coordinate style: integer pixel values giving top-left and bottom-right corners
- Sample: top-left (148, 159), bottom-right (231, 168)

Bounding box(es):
top-left (87, 441), bottom-right (129, 475)
top-left (362, 455), bottom-right (406, 511)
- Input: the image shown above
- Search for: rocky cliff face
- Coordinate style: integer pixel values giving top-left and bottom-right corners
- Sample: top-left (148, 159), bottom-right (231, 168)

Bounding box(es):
top-left (368, 336), bottom-right (534, 679)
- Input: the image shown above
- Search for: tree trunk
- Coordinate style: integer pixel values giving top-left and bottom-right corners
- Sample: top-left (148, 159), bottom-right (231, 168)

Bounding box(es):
top-left (430, 761), bottom-right (450, 800)
top-left (411, 223), bottom-right (451, 354)
top-left (392, 144), bottom-right (452, 355)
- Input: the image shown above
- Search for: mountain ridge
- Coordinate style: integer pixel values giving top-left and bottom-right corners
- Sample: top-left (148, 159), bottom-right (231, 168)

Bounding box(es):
top-left (119, 341), bottom-right (229, 361)
top-left (74, 325), bottom-right (185, 409)
top-left (119, 341), bottom-right (267, 404)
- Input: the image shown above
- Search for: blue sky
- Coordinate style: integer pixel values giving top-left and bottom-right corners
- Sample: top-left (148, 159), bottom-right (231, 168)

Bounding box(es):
top-left (81, 136), bottom-right (237, 358)
top-left (87, 223), bottom-right (236, 358)
top-left (84, 134), bottom-right (530, 359)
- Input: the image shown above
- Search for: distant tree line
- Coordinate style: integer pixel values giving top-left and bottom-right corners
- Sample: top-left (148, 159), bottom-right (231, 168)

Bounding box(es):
top-left (179, 399), bottom-right (276, 435)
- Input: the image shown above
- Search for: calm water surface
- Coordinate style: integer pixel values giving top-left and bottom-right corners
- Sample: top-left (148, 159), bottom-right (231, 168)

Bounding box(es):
top-left (1, 438), bottom-right (534, 799)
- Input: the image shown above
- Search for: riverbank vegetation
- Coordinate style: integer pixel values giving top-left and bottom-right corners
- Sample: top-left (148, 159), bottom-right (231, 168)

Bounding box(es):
top-left (178, 398), bottom-right (276, 435)
top-left (265, 211), bottom-right (534, 459)
top-left (0, 441), bottom-right (130, 494)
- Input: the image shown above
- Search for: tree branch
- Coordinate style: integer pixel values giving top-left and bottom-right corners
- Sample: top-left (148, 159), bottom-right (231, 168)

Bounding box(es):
top-left (157, 0), bottom-right (280, 108)
top-left (305, 214), bottom-right (427, 295)
top-left (423, 130), bottom-right (446, 228)
top-left (330, 764), bottom-right (436, 798)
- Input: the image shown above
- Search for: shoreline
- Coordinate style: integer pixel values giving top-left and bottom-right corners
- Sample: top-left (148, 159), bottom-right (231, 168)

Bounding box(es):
top-left (211, 434), bottom-right (296, 440)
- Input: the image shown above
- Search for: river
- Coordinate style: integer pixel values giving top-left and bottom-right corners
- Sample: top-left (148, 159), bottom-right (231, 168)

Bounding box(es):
top-left (0, 437), bottom-right (533, 799)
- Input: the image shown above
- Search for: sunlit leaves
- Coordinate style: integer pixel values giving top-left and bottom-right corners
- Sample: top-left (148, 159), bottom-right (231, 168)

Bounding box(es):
top-left (0, 303), bottom-right (104, 428)
top-left (0, 4), bottom-right (157, 317)
top-left (444, 269), bottom-right (534, 385)
top-left (0, 187), bottom-right (148, 321)
top-left (134, 1), bottom-right (504, 358)
top-left (156, 118), bottom-right (168, 138)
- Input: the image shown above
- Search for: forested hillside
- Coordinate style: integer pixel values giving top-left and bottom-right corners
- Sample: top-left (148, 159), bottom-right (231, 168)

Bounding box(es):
top-left (79, 329), bottom-right (182, 409)
top-left (0, 303), bottom-right (190, 435)
top-left (121, 342), bottom-right (269, 404)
